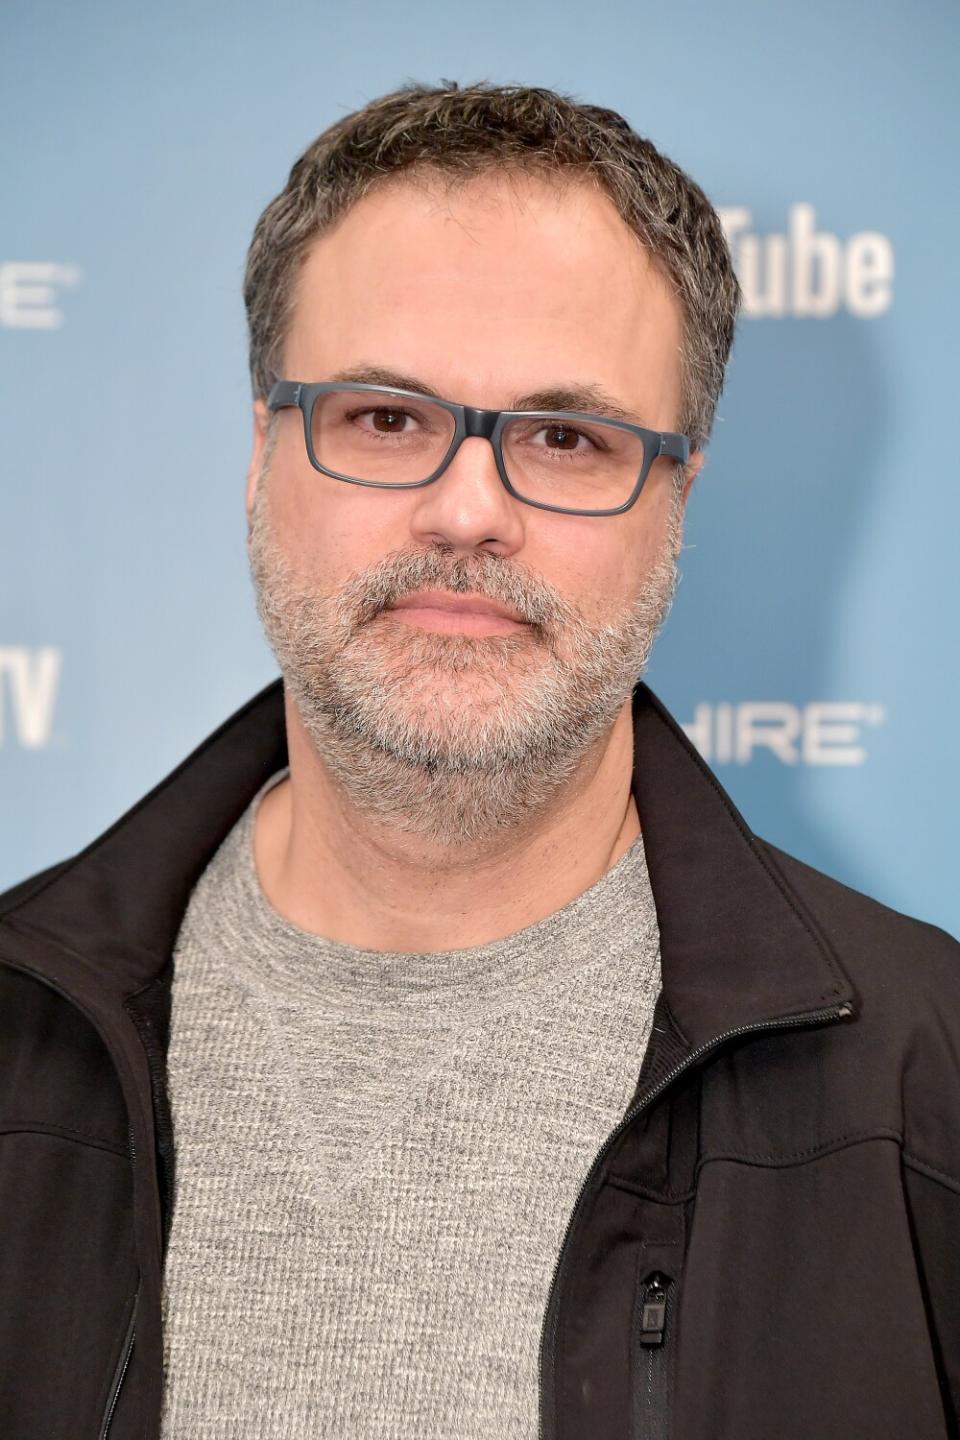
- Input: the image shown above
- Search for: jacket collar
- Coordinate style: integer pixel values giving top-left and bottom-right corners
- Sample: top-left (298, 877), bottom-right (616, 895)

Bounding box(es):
top-left (0, 677), bottom-right (854, 1046)
top-left (630, 685), bottom-right (852, 1045)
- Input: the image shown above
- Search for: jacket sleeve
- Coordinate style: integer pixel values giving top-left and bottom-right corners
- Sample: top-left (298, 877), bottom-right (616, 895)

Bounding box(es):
top-left (903, 1160), bottom-right (960, 1427)
top-left (901, 918), bottom-right (960, 1429)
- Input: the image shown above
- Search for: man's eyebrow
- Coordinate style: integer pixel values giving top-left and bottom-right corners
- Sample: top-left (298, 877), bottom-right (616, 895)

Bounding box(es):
top-left (328, 364), bottom-right (650, 426)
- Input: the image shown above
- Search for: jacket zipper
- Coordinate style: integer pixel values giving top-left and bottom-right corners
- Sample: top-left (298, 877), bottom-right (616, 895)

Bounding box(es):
top-left (537, 999), bottom-right (854, 1439)
top-left (633, 1273), bottom-right (671, 1440)
top-left (98, 1131), bottom-right (139, 1437)
top-left (98, 1282), bottom-right (139, 1440)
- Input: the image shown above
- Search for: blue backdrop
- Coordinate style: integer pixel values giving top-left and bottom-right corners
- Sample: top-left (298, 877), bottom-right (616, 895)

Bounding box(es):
top-left (3, 0), bottom-right (957, 936)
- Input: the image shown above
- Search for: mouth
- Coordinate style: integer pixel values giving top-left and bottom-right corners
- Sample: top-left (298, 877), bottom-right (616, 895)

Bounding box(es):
top-left (384, 588), bottom-right (530, 637)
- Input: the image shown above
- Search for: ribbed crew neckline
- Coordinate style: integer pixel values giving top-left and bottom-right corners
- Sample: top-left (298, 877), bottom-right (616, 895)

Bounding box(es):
top-left (205, 767), bottom-right (660, 1012)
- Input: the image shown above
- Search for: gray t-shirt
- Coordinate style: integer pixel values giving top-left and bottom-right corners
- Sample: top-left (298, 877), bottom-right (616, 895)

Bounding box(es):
top-left (160, 769), bottom-right (662, 1438)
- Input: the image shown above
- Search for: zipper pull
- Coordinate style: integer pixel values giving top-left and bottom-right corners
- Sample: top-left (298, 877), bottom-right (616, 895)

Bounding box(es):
top-left (639, 1273), bottom-right (668, 1346)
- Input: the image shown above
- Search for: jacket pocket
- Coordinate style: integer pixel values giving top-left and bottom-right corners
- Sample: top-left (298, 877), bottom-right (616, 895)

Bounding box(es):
top-left (98, 1284), bottom-right (138, 1440)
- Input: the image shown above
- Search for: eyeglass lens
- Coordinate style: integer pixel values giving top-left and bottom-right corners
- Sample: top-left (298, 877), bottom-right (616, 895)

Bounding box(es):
top-left (309, 388), bottom-right (648, 511)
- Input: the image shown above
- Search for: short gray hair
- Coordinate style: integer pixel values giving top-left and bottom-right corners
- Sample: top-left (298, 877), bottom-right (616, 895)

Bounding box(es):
top-left (244, 81), bottom-right (741, 451)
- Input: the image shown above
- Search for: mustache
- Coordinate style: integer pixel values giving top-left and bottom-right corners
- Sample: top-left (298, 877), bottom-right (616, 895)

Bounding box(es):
top-left (337, 546), bottom-right (568, 635)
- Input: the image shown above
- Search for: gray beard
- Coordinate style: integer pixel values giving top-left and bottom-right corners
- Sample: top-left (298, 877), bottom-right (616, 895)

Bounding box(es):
top-left (248, 471), bottom-right (683, 845)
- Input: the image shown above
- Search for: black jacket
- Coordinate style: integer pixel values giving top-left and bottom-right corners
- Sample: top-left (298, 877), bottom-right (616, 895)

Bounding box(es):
top-left (2, 678), bottom-right (959, 1439)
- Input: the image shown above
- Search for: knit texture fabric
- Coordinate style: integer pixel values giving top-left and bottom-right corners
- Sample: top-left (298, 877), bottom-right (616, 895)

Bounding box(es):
top-left (160, 769), bottom-right (662, 1438)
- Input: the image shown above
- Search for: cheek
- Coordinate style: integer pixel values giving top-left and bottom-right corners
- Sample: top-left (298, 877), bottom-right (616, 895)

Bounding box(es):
top-left (534, 520), bottom-right (640, 624)
top-left (620, 483), bottom-right (680, 578)
top-left (271, 467), bottom-right (421, 579)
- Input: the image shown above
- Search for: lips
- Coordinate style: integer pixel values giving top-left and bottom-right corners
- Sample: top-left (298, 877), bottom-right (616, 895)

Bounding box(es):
top-left (388, 589), bottom-right (526, 624)
top-left (384, 588), bottom-right (529, 636)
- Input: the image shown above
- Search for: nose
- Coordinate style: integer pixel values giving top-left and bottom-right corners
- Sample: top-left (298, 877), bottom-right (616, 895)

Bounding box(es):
top-left (407, 433), bottom-right (526, 557)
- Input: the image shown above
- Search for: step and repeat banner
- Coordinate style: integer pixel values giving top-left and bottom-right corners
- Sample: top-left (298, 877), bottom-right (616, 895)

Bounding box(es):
top-left (2, 0), bottom-right (958, 935)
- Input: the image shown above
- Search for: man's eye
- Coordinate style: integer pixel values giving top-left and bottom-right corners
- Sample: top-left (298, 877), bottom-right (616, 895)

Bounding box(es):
top-left (358, 408), bottom-right (414, 433)
top-left (528, 423), bottom-right (599, 453)
top-left (544, 425), bottom-right (584, 450)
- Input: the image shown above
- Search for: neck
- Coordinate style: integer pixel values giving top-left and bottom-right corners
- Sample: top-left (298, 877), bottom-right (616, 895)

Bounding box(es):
top-left (253, 694), bottom-right (641, 953)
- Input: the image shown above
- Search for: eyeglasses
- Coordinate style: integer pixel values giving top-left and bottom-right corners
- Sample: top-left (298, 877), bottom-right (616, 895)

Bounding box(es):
top-left (267, 380), bottom-right (689, 518)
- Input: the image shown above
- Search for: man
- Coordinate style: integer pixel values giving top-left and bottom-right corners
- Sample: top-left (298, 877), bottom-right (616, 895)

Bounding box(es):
top-left (1, 81), bottom-right (958, 1440)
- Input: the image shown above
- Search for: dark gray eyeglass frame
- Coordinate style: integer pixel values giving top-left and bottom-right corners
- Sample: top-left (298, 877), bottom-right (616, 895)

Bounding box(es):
top-left (267, 380), bottom-right (690, 518)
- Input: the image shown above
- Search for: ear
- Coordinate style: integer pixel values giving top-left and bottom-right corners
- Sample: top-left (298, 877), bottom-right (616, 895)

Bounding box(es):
top-left (245, 399), bottom-right (271, 520)
top-left (679, 449), bottom-right (705, 509)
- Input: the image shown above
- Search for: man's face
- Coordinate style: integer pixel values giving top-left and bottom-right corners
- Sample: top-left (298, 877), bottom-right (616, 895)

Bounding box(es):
top-left (247, 169), bottom-right (701, 842)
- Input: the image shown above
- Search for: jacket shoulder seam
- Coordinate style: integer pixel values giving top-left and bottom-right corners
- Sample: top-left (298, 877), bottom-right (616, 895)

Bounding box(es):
top-left (693, 1127), bottom-right (903, 1172)
top-left (903, 1148), bottom-right (960, 1195)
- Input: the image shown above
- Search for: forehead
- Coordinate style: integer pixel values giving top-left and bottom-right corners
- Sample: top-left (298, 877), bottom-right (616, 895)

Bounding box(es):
top-left (284, 169), bottom-right (684, 425)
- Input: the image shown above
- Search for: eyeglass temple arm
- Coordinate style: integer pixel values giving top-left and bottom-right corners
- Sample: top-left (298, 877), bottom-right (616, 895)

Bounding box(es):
top-left (266, 380), bottom-right (302, 410)
top-left (659, 432), bottom-right (691, 464)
